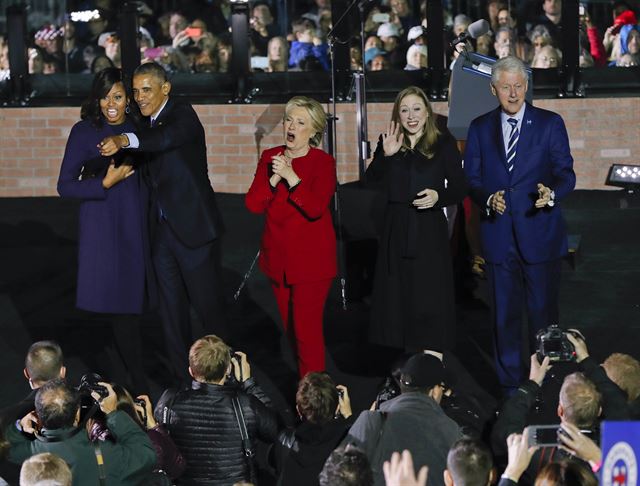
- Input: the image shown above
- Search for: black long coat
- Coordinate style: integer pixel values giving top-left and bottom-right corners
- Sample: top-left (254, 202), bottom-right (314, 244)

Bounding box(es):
top-left (366, 130), bottom-right (468, 351)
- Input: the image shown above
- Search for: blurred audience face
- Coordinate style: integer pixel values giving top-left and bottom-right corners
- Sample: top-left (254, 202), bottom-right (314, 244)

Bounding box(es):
top-left (100, 81), bottom-right (128, 125)
top-left (498, 9), bottom-right (516, 28)
top-left (398, 93), bottom-right (428, 137)
top-left (543, 0), bottom-right (562, 17)
top-left (627, 29), bottom-right (640, 55)
top-left (390, 0), bottom-right (410, 17)
top-left (169, 13), bottom-right (188, 39)
top-left (370, 54), bottom-right (388, 70)
top-left (532, 34), bottom-right (550, 53)
top-left (476, 34), bottom-right (492, 55)
top-left (365, 35), bottom-right (382, 51)
top-left (407, 46), bottom-right (427, 68)
top-left (532, 45), bottom-right (559, 68)
top-left (494, 29), bottom-right (513, 58)
top-left (88, 17), bottom-right (108, 37)
top-left (252, 4), bottom-right (273, 28)
top-left (268, 37), bottom-right (287, 62)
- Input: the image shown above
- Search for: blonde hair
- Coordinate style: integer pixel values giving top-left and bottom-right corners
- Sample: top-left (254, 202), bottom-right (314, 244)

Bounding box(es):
top-left (559, 372), bottom-right (601, 428)
top-left (189, 335), bottom-right (230, 383)
top-left (284, 96), bottom-right (327, 147)
top-left (20, 453), bottom-right (72, 486)
top-left (602, 353), bottom-right (640, 402)
top-left (391, 86), bottom-right (440, 159)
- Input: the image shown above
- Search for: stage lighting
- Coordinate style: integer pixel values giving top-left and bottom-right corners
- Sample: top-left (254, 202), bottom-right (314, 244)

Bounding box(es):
top-left (606, 164), bottom-right (640, 191)
top-left (229, 0), bottom-right (249, 3)
top-left (70, 10), bottom-right (101, 22)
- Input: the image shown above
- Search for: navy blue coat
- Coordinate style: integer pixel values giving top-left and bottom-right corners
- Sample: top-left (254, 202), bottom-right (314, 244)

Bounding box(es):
top-left (464, 103), bottom-right (576, 265)
top-left (57, 118), bottom-right (149, 314)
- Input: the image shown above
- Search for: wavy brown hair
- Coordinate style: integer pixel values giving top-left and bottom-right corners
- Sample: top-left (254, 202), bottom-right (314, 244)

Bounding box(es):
top-left (390, 86), bottom-right (441, 159)
top-left (296, 372), bottom-right (339, 424)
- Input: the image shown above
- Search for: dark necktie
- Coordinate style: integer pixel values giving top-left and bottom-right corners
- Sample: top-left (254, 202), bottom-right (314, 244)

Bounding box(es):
top-left (506, 118), bottom-right (519, 173)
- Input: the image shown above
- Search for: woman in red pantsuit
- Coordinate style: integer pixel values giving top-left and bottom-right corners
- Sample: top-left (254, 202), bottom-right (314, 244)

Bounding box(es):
top-left (246, 96), bottom-right (337, 378)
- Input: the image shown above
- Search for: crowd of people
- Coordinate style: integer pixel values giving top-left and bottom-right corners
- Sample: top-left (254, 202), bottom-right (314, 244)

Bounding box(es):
top-left (0, 0), bottom-right (637, 478)
top-left (0, 0), bottom-right (638, 79)
top-left (0, 333), bottom-right (639, 485)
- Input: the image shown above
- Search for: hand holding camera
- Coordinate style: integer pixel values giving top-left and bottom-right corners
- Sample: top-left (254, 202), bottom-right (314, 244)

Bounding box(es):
top-left (529, 353), bottom-right (552, 386)
top-left (565, 329), bottom-right (588, 362)
top-left (231, 351), bottom-right (251, 383)
top-left (558, 420), bottom-right (601, 465)
top-left (134, 395), bottom-right (156, 429)
top-left (19, 411), bottom-right (41, 435)
top-left (336, 385), bottom-right (352, 419)
top-left (91, 382), bottom-right (117, 414)
top-left (503, 428), bottom-right (538, 482)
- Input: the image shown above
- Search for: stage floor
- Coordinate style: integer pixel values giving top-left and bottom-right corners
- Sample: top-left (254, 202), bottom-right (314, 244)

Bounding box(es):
top-left (1, 190), bottom-right (639, 418)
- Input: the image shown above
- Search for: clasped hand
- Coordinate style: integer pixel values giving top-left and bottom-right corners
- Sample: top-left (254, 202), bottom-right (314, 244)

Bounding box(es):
top-left (270, 153), bottom-right (299, 187)
top-left (535, 183), bottom-right (552, 208)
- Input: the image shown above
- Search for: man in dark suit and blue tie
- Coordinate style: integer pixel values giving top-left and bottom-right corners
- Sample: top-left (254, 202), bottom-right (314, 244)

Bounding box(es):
top-left (464, 56), bottom-right (576, 392)
top-left (99, 62), bottom-right (227, 383)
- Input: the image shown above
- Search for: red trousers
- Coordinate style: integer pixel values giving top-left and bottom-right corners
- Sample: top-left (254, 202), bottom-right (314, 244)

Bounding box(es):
top-left (270, 277), bottom-right (333, 378)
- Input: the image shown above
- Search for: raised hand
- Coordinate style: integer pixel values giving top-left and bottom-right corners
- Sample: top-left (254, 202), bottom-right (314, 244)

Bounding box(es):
top-left (383, 450), bottom-right (428, 486)
top-left (383, 121), bottom-right (403, 157)
top-left (413, 188), bottom-right (439, 209)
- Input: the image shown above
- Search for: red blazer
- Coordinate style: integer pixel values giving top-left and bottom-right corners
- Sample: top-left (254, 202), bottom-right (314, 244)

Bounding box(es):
top-left (245, 146), bottom-right (337, 285)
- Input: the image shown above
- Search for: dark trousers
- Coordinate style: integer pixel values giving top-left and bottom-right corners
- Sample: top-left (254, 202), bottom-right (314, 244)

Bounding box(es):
top-left (488, 237), bottom-right (561, 389)
top-left (153, 218), bottom-right (228, 379)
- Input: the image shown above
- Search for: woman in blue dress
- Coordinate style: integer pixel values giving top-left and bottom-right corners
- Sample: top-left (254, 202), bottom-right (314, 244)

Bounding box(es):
top-left (57, 68), bottom-right (151, 392)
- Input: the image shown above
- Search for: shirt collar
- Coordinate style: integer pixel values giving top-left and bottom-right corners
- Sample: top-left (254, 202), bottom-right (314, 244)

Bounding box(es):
top-left (500, 103), bottom-right (527, 127)
top-left (150, 98), bottom-right (169, 124)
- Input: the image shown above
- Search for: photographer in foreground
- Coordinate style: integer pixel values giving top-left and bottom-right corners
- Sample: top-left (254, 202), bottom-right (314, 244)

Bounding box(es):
top-left (153, 334), bottom-right (279, 485)
top-left (271, 372), bottom-right (353, 485)
top-left (491, 353), bottom-right (602, 485)
top-left (6, 379), bottom-right (156, 485)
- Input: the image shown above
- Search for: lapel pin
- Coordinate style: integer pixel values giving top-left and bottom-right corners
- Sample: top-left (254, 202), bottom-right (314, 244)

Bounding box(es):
top-left (526, 119), bottom-right (532, 125)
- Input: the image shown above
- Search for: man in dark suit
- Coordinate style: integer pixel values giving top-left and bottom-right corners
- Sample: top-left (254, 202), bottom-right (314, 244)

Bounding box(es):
top-left (99, 62), bottom-right (226, 382)
top-left (463, 56), bottom-right (575, 392)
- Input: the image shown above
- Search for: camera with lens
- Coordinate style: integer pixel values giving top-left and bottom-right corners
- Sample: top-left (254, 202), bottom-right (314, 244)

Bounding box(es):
top-left (77, 372), bottom-right (109, 400)
top-left (536, 325), bottom-right (579, 362)
top-left (375, 376), bottom-right (401, 409)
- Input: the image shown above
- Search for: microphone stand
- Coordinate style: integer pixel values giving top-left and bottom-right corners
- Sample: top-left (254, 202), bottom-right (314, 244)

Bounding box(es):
top-left (326, 0), bottom-right (371, 310)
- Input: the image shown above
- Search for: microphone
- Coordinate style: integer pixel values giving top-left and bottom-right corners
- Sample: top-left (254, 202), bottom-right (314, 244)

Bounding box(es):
top-left (450, 19), bottom-right (490, 46)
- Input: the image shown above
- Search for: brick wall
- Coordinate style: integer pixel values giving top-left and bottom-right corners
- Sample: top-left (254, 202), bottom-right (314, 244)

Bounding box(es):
top-left (0, 97), bottom-right (637, 196)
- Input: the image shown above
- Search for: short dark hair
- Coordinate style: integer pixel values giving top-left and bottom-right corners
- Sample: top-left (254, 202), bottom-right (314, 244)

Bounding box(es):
top-left (319, 446), bottom-right (373, 486)
top-left (35, 379), bottom-right (80, 430)
top-left (25, 341), bottom-right (63, 384)
top-left (296, 372), bottom-right (339, 424)
top-left (447, 438), bottom-right (493, 486)
top-left (134, 61), bottom-right (169, 83)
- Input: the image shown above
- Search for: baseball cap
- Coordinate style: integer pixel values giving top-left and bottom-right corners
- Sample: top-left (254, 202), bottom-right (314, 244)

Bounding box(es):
top-left (365, 47), bottom-right (386, 65)
top-left (407, 25), bottom-right (426, 42)
top-left (400, 353), bottom-right (446, 388)
top-left (377, 22), bottom-right (401, 38)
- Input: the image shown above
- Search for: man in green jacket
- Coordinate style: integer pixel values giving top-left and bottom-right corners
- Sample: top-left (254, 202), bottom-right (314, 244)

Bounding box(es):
top-left (6, 379), bottom-right (156, 485)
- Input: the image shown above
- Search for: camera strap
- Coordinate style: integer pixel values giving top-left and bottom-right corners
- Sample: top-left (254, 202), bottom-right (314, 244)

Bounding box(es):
top-left (94, 443), bottom-right (107, 486)
top-left (231, 393), bottom-right (257, 484)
